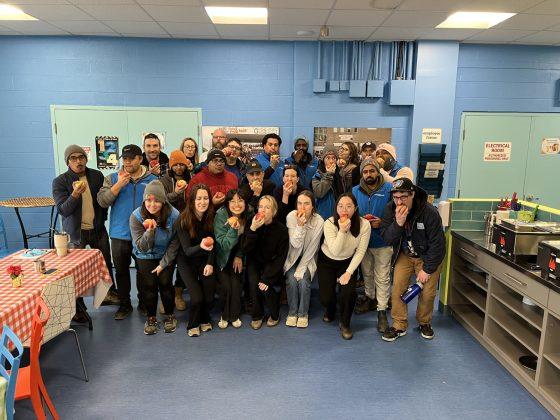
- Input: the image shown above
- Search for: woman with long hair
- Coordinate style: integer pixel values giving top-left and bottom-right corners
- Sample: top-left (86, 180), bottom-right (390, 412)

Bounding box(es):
top-left (158, 183), bottom-right (216, 337)
top-left (130, 180), bottom-right (180, 335)
top-left (180, 137), bottom-right (199, 176)
top-left (214, 189), bottom-right (252, 329)
top-left (336, 141), bottom-right (360, 192)
top-left (284, 190), bottom-right (324, 328)
top-left (317, 192), bottom-right (371, 340)
top-left (312, 147), bottom-right (342, 220)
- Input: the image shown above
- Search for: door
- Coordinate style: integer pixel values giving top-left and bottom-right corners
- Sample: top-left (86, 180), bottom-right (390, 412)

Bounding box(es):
top-left (524, 116), bottom-right (560, 209)
top-left (458, 114), bottom-right (531, 198)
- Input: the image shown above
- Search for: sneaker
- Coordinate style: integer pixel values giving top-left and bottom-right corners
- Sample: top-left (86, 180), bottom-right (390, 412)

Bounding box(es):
top-left (218, 318), bottom-right (228, 329)
top-left (144, 317), bottom-right (158, 335)
top-left (377, 310), bottom-right (389, 333)
top-left (175, 287), bottom-right (186, 311)
top-left (72, 310), bottom-right (89, 324)
top-left (114, 304), bottom-right (133, 320)
top-left (285, 316), bottom-right (297, 327)
top-left (251, 319), bottom-right (263, 330)
top-left (322, 312), bottom-right (334, 323)
top-left (101, 289), bottom-right (120, 306)
top-left (382, 327), bottom-right (407, 342)
top-left (339, 324), bottom-right (353, 340)
top-left (163, 315), bottom-right (177, 333)
top-left (158, 302), bottom-right (165, 315)
top-left (187, 326), bottom-right (201, 337)
top-left (137, 302), bottom-right (147, 317)
top-left (267, 317), bottom-right (279, 327)
top-left (419, 324), bottom-right (434, 340)
top-left (200, 322), bottom-right (213, 332)
top-left (232, 319), bottom-right (242, 328)
top-left (354, 296), bottom-right (377, 314)
top-left (296, 316), bottom-right (308, 328)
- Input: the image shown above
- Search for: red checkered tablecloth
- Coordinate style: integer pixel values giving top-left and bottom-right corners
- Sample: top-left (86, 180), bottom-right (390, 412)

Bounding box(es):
top-left (0, 249), bottom-right (112, 344)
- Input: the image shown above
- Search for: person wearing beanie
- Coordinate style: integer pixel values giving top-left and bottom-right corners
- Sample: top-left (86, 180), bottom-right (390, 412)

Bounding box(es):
top-left (351, 158), bottom-right (393, 333)
top-left (186, 148), bottom-right (238, 208)
top-left (141, 133), bottom-right (169, 177)
top-left (380, 178), bottom-right (445, 342)
top-left (375, 143), bottom-right (414, 183)
top-left (285, 137), bottom-right (319, 189)
top-left (130, 180), bottom-right (180, 335)
top-left (52, 144), bottom-right (118, 321)
top-left (98, 144), bottom-right (158, 320)
top-left (160, 150), bottom-right (190, 212)
top-left (312, 147), bottom-right (343, 220)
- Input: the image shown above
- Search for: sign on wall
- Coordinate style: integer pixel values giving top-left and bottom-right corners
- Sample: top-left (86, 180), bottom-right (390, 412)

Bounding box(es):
top-left (95, 136), bottom-right (119, 169)
top-left (541, 138), bottom-right (560, 155)
top-left (202, 126), bottom-right (280, 162)
top-left (422, 128), bottom-right (442, 144)
top-left (483, 142), bottom-right (511, 162)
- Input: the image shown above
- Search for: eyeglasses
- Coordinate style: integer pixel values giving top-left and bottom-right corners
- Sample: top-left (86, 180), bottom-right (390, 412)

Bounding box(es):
top-left (393, 194), bottom-right (411, 202)
top-left (228, 145), bottom-right (241, 151)
top-left (183, 145), bottom-right (196, 150)
top-left (229, 199), bottom-right (245, 205)
top-left (69, 155), bottom-right (86, 162)
top-left (213, 135), bottom-right (227, 140)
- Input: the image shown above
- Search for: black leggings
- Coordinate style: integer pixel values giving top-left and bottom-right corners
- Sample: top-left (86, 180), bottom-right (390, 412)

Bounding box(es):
top-left (178, 255), bottom-right (216, 329)
top-left (317, 250), bottom-right (357, 328)
top-left (247, 261), bottom-right (281, 321)
top-left (136, 259), bottom-right (174, 317)
top-left (218, 267), bottom-right (243, 322)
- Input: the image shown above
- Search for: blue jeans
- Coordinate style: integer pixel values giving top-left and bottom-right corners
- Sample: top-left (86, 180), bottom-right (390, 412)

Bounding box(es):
top-left (285, 265), bottom-right (311, 317)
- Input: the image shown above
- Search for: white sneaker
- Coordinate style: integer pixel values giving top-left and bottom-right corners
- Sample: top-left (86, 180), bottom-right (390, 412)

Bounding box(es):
top-left (200, 322), bottom-right (213, 332)
top-left (285, 315), bottom-right (297, 327)
top-left (218, 318), bottom-right (228, 329)
top-left (187, 326), bottom-right (200, 337)
top-left (232, 319), bottom-right (242, 328)
top-left (296, 315), bottom-right (308, 328)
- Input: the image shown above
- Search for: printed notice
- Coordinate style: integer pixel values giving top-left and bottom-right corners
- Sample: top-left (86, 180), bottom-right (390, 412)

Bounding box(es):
top-left (426, 162), bottom-right (444, 171)
top-left (541, 138), bottom-right (560, 155)
top-left (484, 142), bottom-right (511, 162)
top-left (422, 128), bottom-right (442, 144)
top-left (424, 169), bottom-right (439, 179)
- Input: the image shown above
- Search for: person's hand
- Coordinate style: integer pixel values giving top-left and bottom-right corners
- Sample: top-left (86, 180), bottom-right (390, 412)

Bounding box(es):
top-left (200, 241), bottom-right (213, 252)
top-left (203, 264), bottom-right (213, 277)
top-left (337, 158), bottom-right (346, 168)
top-left (212, 192), bottom-right (226, 206)
top-left (417, 270), bottom-right (430, 284)
top-left (175, 182), bottom-right (187, 193)
top-left (151, 265), bottom-right (163, 276)
top-left (326, 162), bottom-right (336, 174)
top-left (117, 170), bottom-right (131, 187)
top-left (282, 181), bottom-right (293, 198)
top-left (270, 154), bottom-right (280, 169)
top-left (71, 181), bottom-right (87, 198)
top-left (395, 205), bottom-right (409, 227)
top-left (250, 214), bottom-right (265, 231)
top-left (250, 180), bottom-right (263, 196)
top-left (233, 256), bottom-right (243, 273)
top-left (339, 217), bottom-right (351, 233)
top-left (370, 216), bottom-right (381, 229)
top-left (296, 210), bottom-right (306, 227)
top-left (185, 159), bottom-right (194, 171)
top-left (338, 271), bottom-right (351, 285)
top-left (294, 149), bottom-right (304, 163)
top-left (150, 163), bottom-right (161, 175)
top-left (258, 282), bottom-right (269, 291)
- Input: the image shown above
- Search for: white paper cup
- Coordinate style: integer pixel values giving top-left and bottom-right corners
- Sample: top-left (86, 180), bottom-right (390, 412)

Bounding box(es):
top-left (54, 233), bottom-right (69, 257)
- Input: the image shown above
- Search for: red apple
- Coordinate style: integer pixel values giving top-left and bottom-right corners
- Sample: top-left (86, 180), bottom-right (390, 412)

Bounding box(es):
top-left (339, 214), bottom-right (349, 224)
top-left (224, 148), bottom-right (232, 157)
top-left (149, 159), bottom-right (158, 168)
top-left (255, 212), bottom-right (265, 221)
top-left (143, 219), bottom-right (157, 230)
top-left (201, 237), bottom-right (214, 248)
top-left (364, 214), bottom-right (375, 221)
top-left (176, 180), bottom-right (187, 188)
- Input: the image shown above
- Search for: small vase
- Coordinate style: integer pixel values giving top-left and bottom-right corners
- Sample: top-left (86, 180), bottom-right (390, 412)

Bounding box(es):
top-left (11, 274), bottom-right (23, 287)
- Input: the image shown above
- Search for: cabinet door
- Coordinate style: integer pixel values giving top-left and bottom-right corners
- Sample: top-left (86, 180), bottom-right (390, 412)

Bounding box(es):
top-left (524, 116), bottom-right (560, 209)
top-left (458, 114), bottom-right (531, 198)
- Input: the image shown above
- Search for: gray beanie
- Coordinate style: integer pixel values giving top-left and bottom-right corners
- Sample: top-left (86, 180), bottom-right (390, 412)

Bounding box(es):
top-left (64, 145), bottom-right (87, 164)
top-left (360, 157), bottom-right (380, 174)
top-left (143, 180), bottom-right (167, 203)
top-left (321, 146), bottom-right (337, 160)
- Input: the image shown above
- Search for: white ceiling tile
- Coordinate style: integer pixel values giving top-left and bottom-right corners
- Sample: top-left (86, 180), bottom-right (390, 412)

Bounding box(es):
top-left (68, 0), bottom-right (135, 4)
top-left (0, 25), bottom-right (21, 35)
top-left (335, 0), bottom-right (402, 10)
top-left (202, 0), bottom-right (267, 5)
top-left (369, 26), bottom-right (429, 40)
top-left (215, 24), bottom-right (268, 37)
top-left (270, 24), bottom-right (321, 37)
top-left (78, 5), bottom-right (153, 21)
top-left (523, 0), bottom-right (560, 15)
top-left (269, 9), bottom-right (329, 25)
top-left (420, 28), bottom-right (482, 40)
top-left (515, 30), bottom-right (560, 43)
top-left (0, 20), bottom-right (70, 34)
top-left (492, 14), bottom-right (560, 31)
top-left (105, 20), bottom-right (167, 35)
top-left (327, 10), bottom-right (391, 26)
top-left (328, 26), bottom-right (376, 39)
top-left (382, 11), bottom-right (449, 28)
top-left (121, 33), bottom-right (171, 38)
top-left (466, 28), bottom-right (536, 42)
top-left (398, 0), bottom-right (542, 13)
top-left (46, 20), bottom-right (116, 34)
top-left (137, 0), bottom-right (199, 5)
top-left (8, 0), bottom-right (76, 5)
top-left (269, 0), bottom-right (335, 9)
top-left (141, 5), bottom-right (210, 23)
top-left (160, 22), bottom-right (218, 36)
top-left (17, 5), bottom-right (94, 21)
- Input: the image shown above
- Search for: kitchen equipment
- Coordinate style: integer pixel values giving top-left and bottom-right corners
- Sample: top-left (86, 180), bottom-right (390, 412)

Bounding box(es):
top-left (492, 220), bottom-right (560, 256)
top-left (537, 240), bottom-right (560, 281)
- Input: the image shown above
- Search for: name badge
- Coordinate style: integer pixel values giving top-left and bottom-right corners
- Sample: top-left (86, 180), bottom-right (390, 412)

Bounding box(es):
top-left (417, 222), bottom-right (425, 230)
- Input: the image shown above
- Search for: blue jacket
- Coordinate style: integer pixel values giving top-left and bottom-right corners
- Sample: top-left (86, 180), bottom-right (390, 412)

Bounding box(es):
top-left (352, 182), bottom-right (392, 248)
top-left (285, 154), bottom-right (319, 190)
top-left (130, 206), bottom-right (180, 260)
top-left (390, 161), bottom-right (404, 178)
top-left (255, 152), bottom-right (284, 187)
top-left (312, 169), bottom-right (336, 220)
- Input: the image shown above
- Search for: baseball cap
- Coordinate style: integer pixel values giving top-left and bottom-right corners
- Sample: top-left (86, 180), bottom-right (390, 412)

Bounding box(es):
top-left (391, 177), bottom-right (415, 194)
top-left (206, 148), bottom-right (226, 163)
top-left (361, 141), bottom-right (375, 151)
top-left (121, 144), bottom-right (142, 159)
top-left (246, 159), bottom-right (264, 174)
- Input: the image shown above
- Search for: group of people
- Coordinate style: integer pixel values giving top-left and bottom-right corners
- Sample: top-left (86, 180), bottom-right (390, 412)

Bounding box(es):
top-left (52, 129), bottom-right (445, 342)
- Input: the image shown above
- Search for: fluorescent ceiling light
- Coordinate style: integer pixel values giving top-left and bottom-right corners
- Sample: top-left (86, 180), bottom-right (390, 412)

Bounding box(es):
top-left (0, 4), bottom-right (37, 20)
top-left (205, 6), bottom-right (267, 25)
top-left (436, 12), bottom-right (515, 29)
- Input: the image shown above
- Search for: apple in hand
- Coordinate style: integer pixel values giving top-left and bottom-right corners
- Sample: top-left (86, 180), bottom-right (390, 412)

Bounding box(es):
top-left (224, 148), bottom-right (232, 157)
top-left (339, 214), bottom-right (349, 223)
top-left (176, 180), bottom-right (187, 188)
top-left (297, 210), bottom-right (306, 219)
top-left (149, 160), bottom-right (158, 168)
top-left (255, 212), bottom-right (265, 221)
top-left (337, 158), bottom-right (346, 168)
top-left (215, 191), bottom-right (225, 200)
top-left (201, 237), bottom-right (214, 248)
top-left (143, 219), bottom-right (157, 230)
top-left (364, 214), bottom-right (375, 221)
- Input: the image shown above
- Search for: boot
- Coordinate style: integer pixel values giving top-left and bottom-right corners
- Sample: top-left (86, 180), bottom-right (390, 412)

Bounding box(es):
top-left (175, 287), bottom-right (186, 311)
top-left (377, 310), bottom-right (388, 333)
top-left (354, 296), bottom-right (377, 314)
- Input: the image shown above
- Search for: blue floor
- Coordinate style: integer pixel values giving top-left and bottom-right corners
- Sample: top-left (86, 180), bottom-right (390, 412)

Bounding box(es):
top-left (14, 272), bottom-right (552, 420)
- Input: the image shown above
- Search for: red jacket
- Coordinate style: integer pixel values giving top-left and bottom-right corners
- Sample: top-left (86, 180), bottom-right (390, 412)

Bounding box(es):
top-left (186, 167), bottom-right (238, 199)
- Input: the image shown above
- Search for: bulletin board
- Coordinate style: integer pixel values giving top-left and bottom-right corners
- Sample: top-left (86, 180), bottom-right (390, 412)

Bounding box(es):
top-left (51, 105), bottom-right (202, 177)
top-left (313, 127), bottom-right (392, 158)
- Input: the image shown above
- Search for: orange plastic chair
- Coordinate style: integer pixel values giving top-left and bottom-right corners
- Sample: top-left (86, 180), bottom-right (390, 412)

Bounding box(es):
top-left (14, 297), bottom-right (60, 420)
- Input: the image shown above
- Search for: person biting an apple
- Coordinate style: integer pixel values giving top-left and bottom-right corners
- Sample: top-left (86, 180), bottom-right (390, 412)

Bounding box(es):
top-left (284, 137), bottom-right (319, 189)
top-left (141, 133), bottom-right (169, 177)
top-left (240, 159), bottom-right (275, 211)
top-left (273, 164), bottom-right (306, 224)
top-left (160, 150), bottom-right (191, 213)
top-left (255, 133), bottom-right (285, 187)
top-left (336, 141), bottom-right (361, 193)
top-left (223, 137), bottom-right (245, 183)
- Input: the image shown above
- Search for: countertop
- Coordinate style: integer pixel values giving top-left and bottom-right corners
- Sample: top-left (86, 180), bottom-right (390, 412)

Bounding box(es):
top-left (451, 230), bottom-right (560, 293)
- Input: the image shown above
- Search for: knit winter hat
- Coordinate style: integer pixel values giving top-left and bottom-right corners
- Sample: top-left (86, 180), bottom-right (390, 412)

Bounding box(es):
top-left (143, 180), bottom-right (167, 203)
top-left (64, 145), bottom-right (87, 164)
top-left (169, 150), bottom-right (189, 168)
top-left (321, 146), bottom-right (337, 160)
top-left (360, 157), bottom-right (380, 174)
top-left (377, 143), bottom-right (397, 160)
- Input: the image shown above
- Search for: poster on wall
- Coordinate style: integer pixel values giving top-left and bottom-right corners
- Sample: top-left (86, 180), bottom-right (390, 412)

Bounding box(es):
top-left (541, 138), bottom-right (560, 155)
top-left (202, 126), bottom-right (280, 163)
top-left (141, 131), bottom-right (166, 150)
top-left (80, 146), bottom-right (92, 161)
top-left (483, 142), bottom-right (511, 162)
top-left (313, 127), bottom-right (392, 159)
top-left (96, 136), bottom-right (119, 169)
top-left (422, 128), bottom-right (442, 144)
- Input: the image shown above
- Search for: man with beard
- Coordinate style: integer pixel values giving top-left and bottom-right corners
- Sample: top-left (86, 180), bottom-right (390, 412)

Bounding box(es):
top-left (352, 158), bottom-right (392, 333)
top-left (285, 137), bottom-right (318, 189)
top-left (141, 133), bottom-right (169, 177)
top-left (255, 133), bottom-right (284, 187)
top-left (360, 141), bottom-right (376, 162)
top-left (160, 150), bottom-right (190, 212)
top-left (375, 143), bottom-right (414, 183)
top-left (200, 128), bottom-right (228, 162)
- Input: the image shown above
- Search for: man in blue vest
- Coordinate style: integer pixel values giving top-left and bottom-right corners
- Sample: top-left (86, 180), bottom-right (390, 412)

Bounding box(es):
top-left (98, 144), bottom-right (158, 320)
top-left (376, 143), bottom-right (414, 183)
top-left (255, 133), bottom-right (284, 187)
top-left (352, 158), bottom-right (393, 333)
top-left (284, 137), bottom-right (318, 189)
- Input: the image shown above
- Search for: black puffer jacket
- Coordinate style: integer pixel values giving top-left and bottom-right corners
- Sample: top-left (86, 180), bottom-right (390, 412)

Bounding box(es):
top-left (380, 186), bottom-right (445, 274)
